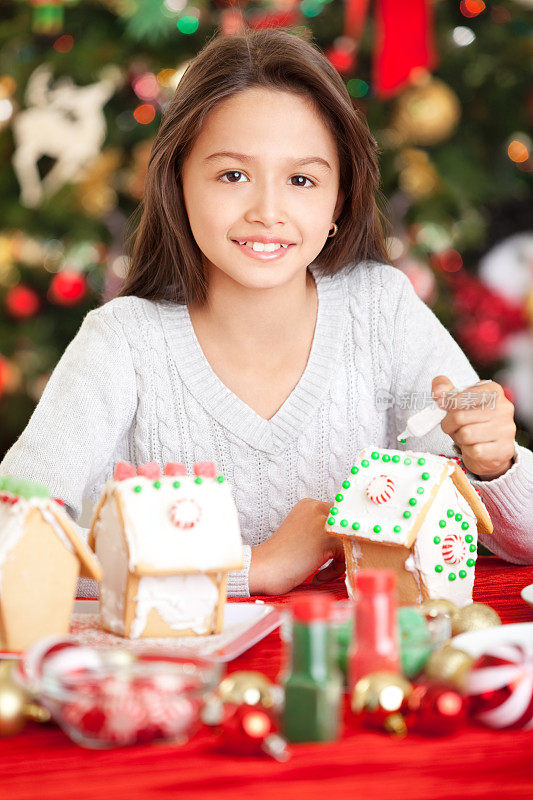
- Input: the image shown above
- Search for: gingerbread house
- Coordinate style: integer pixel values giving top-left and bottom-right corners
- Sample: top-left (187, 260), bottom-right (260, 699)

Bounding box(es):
top-left (88, 461), bottom-right (244, 639)
top-left (325, 448), bottom-right (493, 607)
top-left (0, 475), bottom-right (102, 652)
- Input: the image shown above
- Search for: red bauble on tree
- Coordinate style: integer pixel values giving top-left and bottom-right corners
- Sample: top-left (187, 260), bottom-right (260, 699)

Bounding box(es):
top-left (326, 41), bottom-right (355, 74)
top-left (445, 270), bottom-right (528, 365)
top-left (48, 271), bottom-right (87, 306)
top-left (5, 285), bottom-right (40, 319)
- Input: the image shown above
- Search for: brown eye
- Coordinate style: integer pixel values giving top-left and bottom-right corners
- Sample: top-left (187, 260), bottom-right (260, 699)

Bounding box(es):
top-left (290, 175), bottom-right (315, 188)
top-left (221, 171), bottom-right (245, 183)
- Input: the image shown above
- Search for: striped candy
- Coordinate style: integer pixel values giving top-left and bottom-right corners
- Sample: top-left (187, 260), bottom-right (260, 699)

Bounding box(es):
top-left (365, 474), bottom-right (395, 504)
top-left (442, 533), bottom-right (466, 565)
top-left (465, 644), bottom-right (533, 730)
top-left (169, 497), bottom-right (202, 529)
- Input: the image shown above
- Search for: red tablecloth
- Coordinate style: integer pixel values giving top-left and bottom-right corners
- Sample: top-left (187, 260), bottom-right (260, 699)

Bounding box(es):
top-left (2, 556), bottom-right (533, 800)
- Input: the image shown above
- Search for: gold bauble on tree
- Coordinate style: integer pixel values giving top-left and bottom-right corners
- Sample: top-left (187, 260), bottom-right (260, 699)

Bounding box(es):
top-left (397, 148), bottom-right (441, 200)
top-left (391, 75), bottom-right (461, 146)
top-left (451, 603), bottom-right (502, 636)
top-left (424, 644), bottom-right (474, 689)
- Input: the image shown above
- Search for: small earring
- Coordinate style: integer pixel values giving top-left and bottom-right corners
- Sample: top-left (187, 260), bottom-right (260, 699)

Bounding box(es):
top-left (327, 222), bottom-right (338, 238)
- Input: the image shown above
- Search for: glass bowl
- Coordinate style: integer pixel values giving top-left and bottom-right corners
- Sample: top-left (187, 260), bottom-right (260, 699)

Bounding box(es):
top-left (17, 640), bottom-right (223, 748)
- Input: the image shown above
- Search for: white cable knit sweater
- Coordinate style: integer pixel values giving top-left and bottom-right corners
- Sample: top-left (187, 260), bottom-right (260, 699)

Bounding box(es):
top-left (2, 260), bottom-right (533, 597)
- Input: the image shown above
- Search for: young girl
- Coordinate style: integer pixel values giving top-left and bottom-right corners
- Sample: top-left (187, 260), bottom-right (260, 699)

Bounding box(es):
top-left (1, 29), bottom-right (532, 598)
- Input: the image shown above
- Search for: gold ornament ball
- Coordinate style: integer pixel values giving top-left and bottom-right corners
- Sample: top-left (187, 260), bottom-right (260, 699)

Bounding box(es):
top-left (451, 603), bottom-right (501, 636)
top-left (218, 671), bottom-right (280, 710)
top-left (352, 671), bottom-right (412, 735)
top-left (420, 598), bottom-right (459, 623)
top-left (424, 644), bottom-right (474, 689)
top-left (391, 77), bottom-right (461, 146)
top-left (0, 662), bottom-right (27, 737)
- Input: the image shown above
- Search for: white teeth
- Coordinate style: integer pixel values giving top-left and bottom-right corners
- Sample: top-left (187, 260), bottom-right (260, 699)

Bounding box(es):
top-left (235, 240), bottom-right (291, 251)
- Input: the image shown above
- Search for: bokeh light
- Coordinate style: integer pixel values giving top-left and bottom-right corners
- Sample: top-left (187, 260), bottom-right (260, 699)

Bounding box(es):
top-left (177, 15), bottom-right (199, 34)
top-left (133, 104), bottom-right (156, 124)
top-left (452, 27), bottom-right (475, 46)
top-left (53, 35), bottom-right (74, 53)
top-left (507, 139), bottom-right (530, 164)
top-left (133, 73), bottom-right (159, 101)
top-left (0, 98), bottom-right (13, 123)
top-left (347, 78), bottom-right (369, 98)
top-left (460, 0), bottom-right (485, 17)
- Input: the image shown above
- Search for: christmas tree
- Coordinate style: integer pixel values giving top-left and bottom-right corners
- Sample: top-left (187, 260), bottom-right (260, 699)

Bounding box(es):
top-left (0, 0), bottom-right (532, 458)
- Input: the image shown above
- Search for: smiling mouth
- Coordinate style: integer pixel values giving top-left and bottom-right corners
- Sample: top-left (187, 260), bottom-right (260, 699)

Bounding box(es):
top-left (231, 240), bottom-right (295, 253)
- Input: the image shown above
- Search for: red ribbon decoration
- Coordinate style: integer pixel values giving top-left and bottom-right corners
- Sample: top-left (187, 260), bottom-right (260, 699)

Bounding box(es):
top-left (344, 0), bottom-right (437, 98)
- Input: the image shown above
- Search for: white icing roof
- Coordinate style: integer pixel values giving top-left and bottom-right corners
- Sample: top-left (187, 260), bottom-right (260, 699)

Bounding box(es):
top-left (93, 475), bottom-right (244, 573)
top-left (325, 447), bottom-right (456, 548)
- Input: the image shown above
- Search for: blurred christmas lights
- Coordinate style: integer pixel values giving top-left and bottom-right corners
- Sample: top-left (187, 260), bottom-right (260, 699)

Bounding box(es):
top-left (460, 0), bottom-right (486, 17)
top-left (133, 103), bottom-right (156, 124)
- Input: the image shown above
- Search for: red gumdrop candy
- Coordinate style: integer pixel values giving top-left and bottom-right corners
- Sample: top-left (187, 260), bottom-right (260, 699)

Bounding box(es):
top-left (114, 462), bottom-right (137, 481)
top-left (137, 462), bottom-right (162, 479)
top-left (164, 463), bottom-right (187, 477)
top-left (193, 461), bottom-right (216, 478)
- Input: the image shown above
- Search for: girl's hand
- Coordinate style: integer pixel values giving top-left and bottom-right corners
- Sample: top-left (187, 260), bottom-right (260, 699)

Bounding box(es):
top-left (432, 375), bottom-right (517, 480)
top-left (248, 498), bottom-right (346, 596)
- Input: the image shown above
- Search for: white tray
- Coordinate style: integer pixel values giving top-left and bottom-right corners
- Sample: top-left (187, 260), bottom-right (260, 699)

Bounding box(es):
top-left (70, 600), bottom-right (281, 662)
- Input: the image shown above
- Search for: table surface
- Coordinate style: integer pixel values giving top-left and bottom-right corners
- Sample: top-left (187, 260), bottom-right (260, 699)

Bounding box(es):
top-left (2, 556), bottom-right (533, 800)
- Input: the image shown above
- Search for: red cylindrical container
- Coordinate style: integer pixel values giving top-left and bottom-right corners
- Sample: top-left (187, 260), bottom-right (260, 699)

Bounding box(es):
top-left (348, 570), bottom-right (400, 693)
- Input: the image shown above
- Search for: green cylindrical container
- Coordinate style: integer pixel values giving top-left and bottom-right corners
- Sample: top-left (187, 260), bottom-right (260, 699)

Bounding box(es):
top-left (282, 593), bottom-right (343, 743)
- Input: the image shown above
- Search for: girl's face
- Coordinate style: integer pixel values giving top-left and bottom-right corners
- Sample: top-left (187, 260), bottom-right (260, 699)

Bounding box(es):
top-left (181, 87), bottom-right (344, 294)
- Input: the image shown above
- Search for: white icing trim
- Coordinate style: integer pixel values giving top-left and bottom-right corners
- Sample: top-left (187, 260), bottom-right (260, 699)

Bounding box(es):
top-left (131, 574), bottom-right (219, 638)
top-left (327, 448), bottom-right (455, 547)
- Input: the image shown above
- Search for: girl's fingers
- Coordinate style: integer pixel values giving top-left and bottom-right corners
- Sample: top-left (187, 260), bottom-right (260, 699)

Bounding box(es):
top-left (441, 408), bottom-right (508, 437)
top-left (455, 422), bottom-right (498, 447)
top-left (440, 407), bottom-right (498, 433)
top-left (453, 420), bottom-right (502, 448)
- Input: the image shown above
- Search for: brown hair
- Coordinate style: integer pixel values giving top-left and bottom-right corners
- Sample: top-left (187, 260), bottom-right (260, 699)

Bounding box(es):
top-left (120, 28), bottom-right (389, 305)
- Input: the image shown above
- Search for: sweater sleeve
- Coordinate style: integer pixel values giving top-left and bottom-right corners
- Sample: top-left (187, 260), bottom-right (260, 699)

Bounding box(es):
top-left (388, 268), bottom-right (533, 565)
top-left (0, 306), bottom-right (137, 522)
top-left (226, 545), bottom-right (252, 597)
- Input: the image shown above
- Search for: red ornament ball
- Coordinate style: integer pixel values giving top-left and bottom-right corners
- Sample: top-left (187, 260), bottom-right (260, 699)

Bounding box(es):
top-left (464, 645), bottom-right (533, 730)
top-left (407, 680), bottom-right (468, 736)
top-left (218, 702), bottom-right (289, 760)
top-left (48, 271), bottom-right (87, 306)
top-left (5, 285), bottom-right (40, 319)
top-left (326, 47), bottom-right (354, 74)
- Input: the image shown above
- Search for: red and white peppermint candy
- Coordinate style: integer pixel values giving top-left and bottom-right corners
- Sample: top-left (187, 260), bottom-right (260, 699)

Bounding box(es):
top-left (465, 644), bottom-right (533, 730)
top-left (365, 474), bottom-right (395, 504)
top-left (169, 497), bottom-right (202, 529)
top-left (441, 533), bottom-right (466, 565)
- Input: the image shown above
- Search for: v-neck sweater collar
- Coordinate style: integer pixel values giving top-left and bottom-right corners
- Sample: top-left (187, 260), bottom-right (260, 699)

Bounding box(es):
top-left (156, 266), bottom-right (348, 454)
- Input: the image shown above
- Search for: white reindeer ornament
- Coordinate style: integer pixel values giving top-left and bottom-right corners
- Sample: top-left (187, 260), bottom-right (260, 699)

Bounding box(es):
top-left (12, 66), bottom-right (118, 208)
